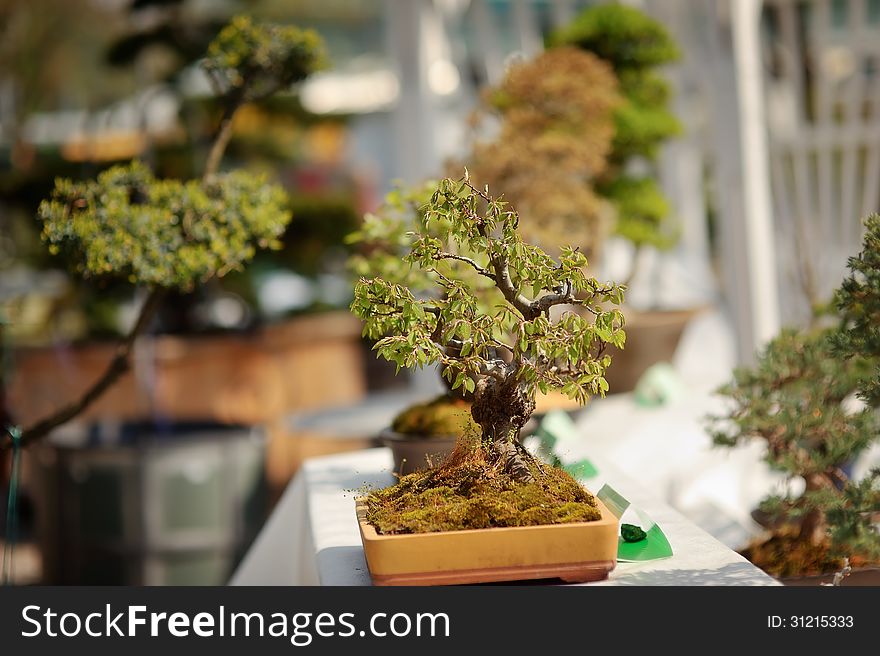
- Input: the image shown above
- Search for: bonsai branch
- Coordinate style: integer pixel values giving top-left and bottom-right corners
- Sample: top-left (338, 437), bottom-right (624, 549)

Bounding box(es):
top-left (11, 288), bottom-right (166, 450)
top-left (433, 253), bottom-right (494, 281)
top-left (204, 92), bottom-right (244, 179)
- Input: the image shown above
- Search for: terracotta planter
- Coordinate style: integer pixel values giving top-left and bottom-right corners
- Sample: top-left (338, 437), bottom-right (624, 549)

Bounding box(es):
top-left (603, 306), bottom-right (703, 394)
top-left (8, 310), bottom-right (365, 426)
top-left (356, 497), bottom-right (618, 585)
top-left (378, 429), bottom-right (457, 476)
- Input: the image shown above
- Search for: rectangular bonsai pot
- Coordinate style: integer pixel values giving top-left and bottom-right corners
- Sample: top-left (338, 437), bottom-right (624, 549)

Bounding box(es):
top-left (356, 497), bottom-right (618, 586)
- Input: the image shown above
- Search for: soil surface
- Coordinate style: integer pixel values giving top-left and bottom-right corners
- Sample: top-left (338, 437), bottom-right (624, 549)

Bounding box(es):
top-left (366, 440), bottom-right (601, 534)
top-left (741, 531), bottom-right (876, 578)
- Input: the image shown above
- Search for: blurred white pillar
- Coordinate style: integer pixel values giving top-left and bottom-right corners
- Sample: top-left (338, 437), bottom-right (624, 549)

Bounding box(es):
top-left (383, 0), bottom-right (437, 184)
top-left (731, 0), bottom-right (780, 352)
top-left (512, 0), bottom-right (542, 57)
top-left (705, 0), bottom-right (780, 364)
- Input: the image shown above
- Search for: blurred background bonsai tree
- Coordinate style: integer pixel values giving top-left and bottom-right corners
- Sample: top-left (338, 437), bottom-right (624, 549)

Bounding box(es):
top-left (5, 15), bottom-right (325, 447)
top-left (461, 46), bottom-right (620, 262)
top-left (832, 214), bottom-right (880, 407)
top-left (0, 0), bottom-right (360, 341)
top-left (707, 217), bottom-right (880, 578)
top-left (553, 2), bottom-right (681, 286)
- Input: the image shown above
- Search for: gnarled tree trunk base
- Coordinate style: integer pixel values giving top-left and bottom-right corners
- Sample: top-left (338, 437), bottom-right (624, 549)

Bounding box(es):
top-left (470, 374), bottom-right (539, 483)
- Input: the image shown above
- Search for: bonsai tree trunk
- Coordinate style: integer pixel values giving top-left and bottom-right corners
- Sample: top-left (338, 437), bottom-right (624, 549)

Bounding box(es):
top-left (798, 473), bottom-right (834, 546)
top-left (471, 373), bottom-right (537, 482)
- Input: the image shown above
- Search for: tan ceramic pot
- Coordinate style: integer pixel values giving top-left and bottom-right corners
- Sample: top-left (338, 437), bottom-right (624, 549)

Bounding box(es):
top-left (356, 497), bottom-right (618, 585)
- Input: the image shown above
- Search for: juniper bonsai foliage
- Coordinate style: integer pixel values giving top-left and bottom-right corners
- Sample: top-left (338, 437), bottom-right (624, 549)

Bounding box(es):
top-left (708, 220), bottom-right (880, 576)
top-left (351, 175), bottom-right (625, 483)
top-left (6, 16), bottom-right (325, 449)
top-left (707, 329), bottom-right (879, 575)
top-left (40, 162), bottom-right (289, 288)
top-left (833, 214), bottom-right (880, 406)
top-left (554, 3), bottom-right (681, 282)
top-left (462, 47), bottom-right (620, 260)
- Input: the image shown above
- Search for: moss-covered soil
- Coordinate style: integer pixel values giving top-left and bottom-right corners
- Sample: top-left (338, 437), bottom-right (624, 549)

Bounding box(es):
top-left (366, 441), bottom-right (601, 534)
top-left (391, 394), bottom-right (479, 438)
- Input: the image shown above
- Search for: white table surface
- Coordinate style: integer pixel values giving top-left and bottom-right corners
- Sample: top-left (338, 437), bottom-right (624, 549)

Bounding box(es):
top-left (230, 447), bottom-right (779, 586)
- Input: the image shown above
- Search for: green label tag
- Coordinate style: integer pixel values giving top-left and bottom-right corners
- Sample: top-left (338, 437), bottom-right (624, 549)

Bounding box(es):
top-left (618, 525), bottom-right (674, 562)
top-left (596, 484), bottom-right (630, 519)
top-left (597, 484), bottom-right (673, 562)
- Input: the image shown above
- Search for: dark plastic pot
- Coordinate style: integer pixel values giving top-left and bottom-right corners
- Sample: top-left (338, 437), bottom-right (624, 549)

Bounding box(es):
top-left (32, 421), bottom-right (266, 585)
top-left (378, 429), bottom-right (457, 476)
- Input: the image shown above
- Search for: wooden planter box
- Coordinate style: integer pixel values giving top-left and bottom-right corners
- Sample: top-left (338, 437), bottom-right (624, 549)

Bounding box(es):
top-left (8, 311), bottom-right (367, 496)
top-left (356, 497), bottom-right (618, 586)
top-left (8, 310), bottom-right (366, 426)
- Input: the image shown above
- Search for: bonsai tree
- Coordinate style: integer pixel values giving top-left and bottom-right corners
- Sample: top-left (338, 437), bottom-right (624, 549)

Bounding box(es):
top-left (461, 47), bottom-right (621, 261)
top-left (348, 181), bottom-right (485, 437)
top-left (351, 174), bottom-right (625, 489)
top-left (553, 3), bottom-right (681, 285)
top-left (707, 217), bottom-right (880, 576)
top-left (832, 214), bottom-right (880, 406)
top-left (2, 15), bottom-right (326, 449)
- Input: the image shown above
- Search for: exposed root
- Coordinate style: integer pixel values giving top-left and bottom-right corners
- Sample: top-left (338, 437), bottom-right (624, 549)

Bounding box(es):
top-left (366, 439), bottom-right (600, 534)
top-left (492, 438), bottom-right (538, 483)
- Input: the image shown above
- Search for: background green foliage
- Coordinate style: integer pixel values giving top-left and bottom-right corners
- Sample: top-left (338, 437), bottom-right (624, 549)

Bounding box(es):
top-left (833, 214), bottom-right (880, 406)
top-left (554, 3), bottom-right (681, 251)
top-left (28, 14), bottom-right (329, 335)
top-left (708, 217), bottom-right (880, 569)
top-left (202, 15), bottom-right (326, 101)
top-left (39, 161), bottom-right (290, 290)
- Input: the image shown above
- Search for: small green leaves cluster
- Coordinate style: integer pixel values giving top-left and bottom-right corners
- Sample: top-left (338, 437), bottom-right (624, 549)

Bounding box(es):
top-left (347, 181), bottom-right (473, 296)
top-left (40, 161), bottom-right (291, 289)
top-left (833, 214), bottom-right (880, 405)
top-left (202, 14), bottom-right (326, 101)
top-left (350, 177), bottom-right (626, 406)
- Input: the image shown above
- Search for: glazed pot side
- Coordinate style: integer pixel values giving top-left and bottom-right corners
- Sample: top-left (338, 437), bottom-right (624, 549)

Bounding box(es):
top-left (356, 497), bottom-right (619, 586)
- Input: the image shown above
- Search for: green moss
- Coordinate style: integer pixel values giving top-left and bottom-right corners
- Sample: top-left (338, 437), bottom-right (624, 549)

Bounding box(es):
top-left (391, 394), bottom-right (479, 438)
top-left (366, 442), bottom-right (601, 534)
